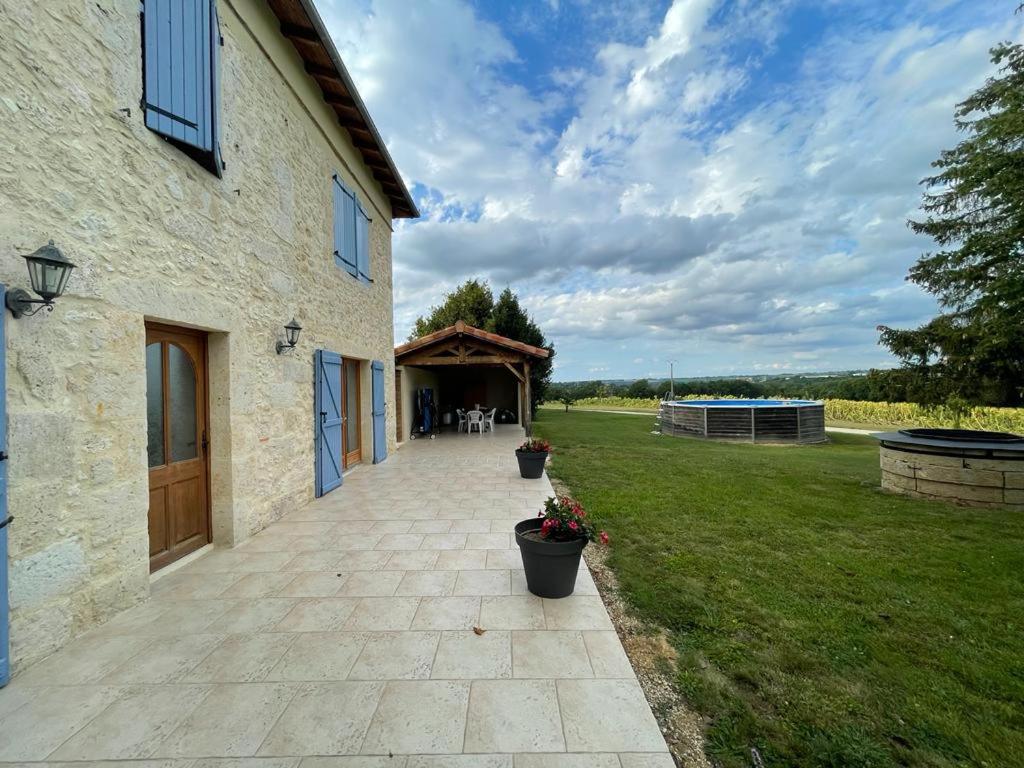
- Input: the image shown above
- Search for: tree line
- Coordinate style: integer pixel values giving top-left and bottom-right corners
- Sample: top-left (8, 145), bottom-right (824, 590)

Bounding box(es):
top-left (545, 369), bottom-right (975, 409)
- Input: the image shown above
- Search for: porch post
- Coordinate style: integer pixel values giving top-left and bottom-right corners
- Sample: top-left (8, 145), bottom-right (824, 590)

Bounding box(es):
top-left (523, 361), bottom-right (532, 436)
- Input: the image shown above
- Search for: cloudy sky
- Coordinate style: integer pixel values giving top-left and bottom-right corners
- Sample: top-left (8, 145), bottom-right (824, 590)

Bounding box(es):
top-left (317, 0), bottom-right (1021, 381)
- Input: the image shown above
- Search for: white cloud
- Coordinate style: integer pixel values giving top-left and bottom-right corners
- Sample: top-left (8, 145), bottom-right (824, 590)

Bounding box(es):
top-left (315, 0), bottom-right (1022, 378)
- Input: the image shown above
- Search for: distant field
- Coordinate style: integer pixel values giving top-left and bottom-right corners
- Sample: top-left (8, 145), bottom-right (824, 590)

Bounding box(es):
top-left (542, 396), bottom-right (1024, 433)
top-left (534, 409), bottom-right (1024, 767)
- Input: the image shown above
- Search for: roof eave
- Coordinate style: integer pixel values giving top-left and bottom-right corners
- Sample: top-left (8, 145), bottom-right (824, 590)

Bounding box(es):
top-left (274, 0), bottom-right (419, 219)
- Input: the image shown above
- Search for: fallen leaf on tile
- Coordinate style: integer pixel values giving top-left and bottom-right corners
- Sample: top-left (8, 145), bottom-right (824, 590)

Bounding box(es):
top-left (473, 626), bottom-right (486, 635)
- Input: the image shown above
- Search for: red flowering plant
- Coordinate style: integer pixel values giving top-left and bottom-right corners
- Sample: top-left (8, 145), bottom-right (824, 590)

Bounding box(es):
top-left (536, 496), bottom-right (610, 544)
top-left (518, 438), bottom-right (551, 453)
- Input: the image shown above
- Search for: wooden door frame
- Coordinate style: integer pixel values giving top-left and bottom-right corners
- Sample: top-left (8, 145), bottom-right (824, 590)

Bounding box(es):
top-left (341, 357), bottom-right (362, 467)
top-left (145, 321), bottom-right (212, 572)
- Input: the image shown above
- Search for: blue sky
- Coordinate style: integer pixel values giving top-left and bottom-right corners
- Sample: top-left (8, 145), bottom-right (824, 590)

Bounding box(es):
top-left (317, 0), bottom-right (1021, 381)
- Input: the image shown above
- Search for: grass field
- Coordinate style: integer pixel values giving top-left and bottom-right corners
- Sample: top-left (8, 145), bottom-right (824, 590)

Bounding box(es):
top-left (533, 409), bottom-right (1024, 768)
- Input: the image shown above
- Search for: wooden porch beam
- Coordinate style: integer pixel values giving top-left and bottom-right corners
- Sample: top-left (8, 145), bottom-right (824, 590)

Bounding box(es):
top-left (523, 361), bottom-right (532, 435)
top-left (395, 354), bottom-right (524, 366)
top-left (503, 361), bottom-right (526, 383)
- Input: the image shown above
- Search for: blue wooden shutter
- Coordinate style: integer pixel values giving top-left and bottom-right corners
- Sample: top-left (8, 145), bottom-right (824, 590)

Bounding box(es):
top-left (333, 175), bottom-right (358, 277)
top-left (356, 203), bottom-right (371, 282)
top-left (371, 360), bottom-right (387, 464)
top-left (314, 350), bottom-right (344, 496)
top-left (142, 0), bottom-right (221, 170)
top-left (0, 285), bottom-right (9, 686)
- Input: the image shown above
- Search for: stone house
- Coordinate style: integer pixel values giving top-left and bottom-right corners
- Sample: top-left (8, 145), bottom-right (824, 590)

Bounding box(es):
top-left (0, 0), bottom-right (418, 677)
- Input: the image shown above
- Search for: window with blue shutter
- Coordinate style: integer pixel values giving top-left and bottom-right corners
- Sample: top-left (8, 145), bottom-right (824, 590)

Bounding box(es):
top-left (356, 203), bottom-right (371, 282)
top-left (333, 174), bottom-right (371, 282)
top-left (142, 0), bottom-right (223, 176)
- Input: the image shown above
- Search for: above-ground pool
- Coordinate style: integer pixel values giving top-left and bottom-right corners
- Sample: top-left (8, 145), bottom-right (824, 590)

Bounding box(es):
top-left (658, 399), bottom-right (826, 444)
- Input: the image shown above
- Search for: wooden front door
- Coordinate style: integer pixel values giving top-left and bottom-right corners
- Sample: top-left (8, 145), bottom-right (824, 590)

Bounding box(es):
top-left (341, 358), bottom-right (362, 467)
top-left (146, 323), bottom-right (210, 572)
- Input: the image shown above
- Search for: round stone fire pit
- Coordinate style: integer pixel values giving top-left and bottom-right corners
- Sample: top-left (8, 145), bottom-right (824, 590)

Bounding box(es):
top-left (873, 428), bottom-right (1024, 510)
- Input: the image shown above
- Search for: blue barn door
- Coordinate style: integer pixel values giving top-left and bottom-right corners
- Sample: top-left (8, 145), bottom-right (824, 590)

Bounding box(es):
top-left (314, 350), bottom-right (343, 496)
top-left (1, 285), bottom-right (9, 686)
top-left (371, 361), bottom-right (387, 464)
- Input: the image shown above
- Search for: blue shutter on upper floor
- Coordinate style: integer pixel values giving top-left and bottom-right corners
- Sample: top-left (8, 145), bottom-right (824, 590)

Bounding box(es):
top-left (142, 0), bottom-right (222, 174)
top-left (333, 175), bottom-right (358, 277)
top-left (356, 203), bottom-right (371, 282)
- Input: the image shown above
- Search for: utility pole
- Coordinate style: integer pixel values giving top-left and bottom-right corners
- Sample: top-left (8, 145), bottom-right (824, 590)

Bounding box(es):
top-left (668, 360), bottom-right (677, 400)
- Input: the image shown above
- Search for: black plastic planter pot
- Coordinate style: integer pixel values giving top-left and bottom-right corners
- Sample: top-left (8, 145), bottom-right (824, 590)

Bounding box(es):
top-left (515, 518), bottom-right (587, 598)
top-left (516, 450), bottom-right (548, 479)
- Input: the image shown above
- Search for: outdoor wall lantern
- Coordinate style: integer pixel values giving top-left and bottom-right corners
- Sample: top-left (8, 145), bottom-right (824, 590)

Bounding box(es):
top-left (276, 317), bottom-right (302, 354)
top-left (6, 240), bottom-right (77, 318)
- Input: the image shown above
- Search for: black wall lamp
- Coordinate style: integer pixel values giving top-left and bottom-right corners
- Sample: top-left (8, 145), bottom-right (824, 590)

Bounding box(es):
top-left (6, 241), bottom-right (76, 318)
top-left (276, 317), bottom-right (302, 354)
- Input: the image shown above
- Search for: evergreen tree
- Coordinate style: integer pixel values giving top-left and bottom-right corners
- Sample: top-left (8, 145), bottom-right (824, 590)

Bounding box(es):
top-left (488, 288), bottom-right (555, 412)
top-left (878, 38), bottom-right (1024, 406)
top-left (409, 282), bottom-right (555, 415)
top-left (411, 279), bottom-right (494, 339)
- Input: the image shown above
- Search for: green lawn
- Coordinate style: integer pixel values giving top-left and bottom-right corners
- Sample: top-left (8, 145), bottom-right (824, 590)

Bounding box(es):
top-left (534, 410), bottom-right (1024, 768)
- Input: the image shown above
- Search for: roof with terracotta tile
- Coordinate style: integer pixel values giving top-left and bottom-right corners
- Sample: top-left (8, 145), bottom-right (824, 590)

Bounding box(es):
top-left (395, 321), bottom-right (551, 360)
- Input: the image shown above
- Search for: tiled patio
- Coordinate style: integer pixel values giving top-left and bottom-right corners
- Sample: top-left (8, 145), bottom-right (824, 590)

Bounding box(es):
top-left (0, 427), bottom-right (671, 767)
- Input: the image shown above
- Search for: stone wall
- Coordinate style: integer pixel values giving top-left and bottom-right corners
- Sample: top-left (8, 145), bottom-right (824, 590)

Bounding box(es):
top-left (880, 447), bottom-right (1024, 510)
top-left (0, 0), bottom-right (402, 670)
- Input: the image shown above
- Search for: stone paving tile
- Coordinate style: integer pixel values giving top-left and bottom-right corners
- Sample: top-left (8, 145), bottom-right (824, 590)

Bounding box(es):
top-left (514, 756), bottom-right (621, 768)
top-left (464, 680), bottom-right (565, 753)
top-left (465, 533), bottom-right (511, 550)
top-left (348, 631), bottom-right (440, 680)
top-left (541, 597), bottom-right (613, 631)
top-left (336, 570), bottom-right (405, 597)
top-left (274, 598), bottom-right (360, 632)
top-left (408, 757), bottom-right (510, 768)
top-left (556, 680), bottom-right (667, 753)
top-left (155, 683), bottom-right (298, 757)
top-left (434, 550), bottom-right (489, 570)
top-left (185, 634), bottom-right (298, 683)
top-left (410, 520), bottom-right (454, 533)
top-left (360, 681), bottom-right (471, 755)
top-left (583, 631), bottom-right (636, 678)
top-left (342, 597), bottom-right (422, 630)
top-left (103, 634), bottom-right (227, 684)
top-left (15, 634), bottom-right (151, 686)
top-left (419, 533), bottom-right (469, 550)
top-left (396, 570), bottom-right (458, 597)
top-left (454, 569), bottom-right (511, 596)
top-left (265, 632), bottom-right (369, 682)
top-left (385, 550), bottom-right (440, 570)
top-left (51, 684), bottom-right (212, 760)
top-left (0, 685), bottom-right (125, 760)
top-left (511, 631), bottom-right (593, 679)
top-left (376, 533), bottom-right (427, 551)
top-left (206, 599), bottom-right (299, 634)
top-left (479, 596), bottom-right (546, 630)
top-left (484, 550), bottom-right (522, 570)
top-left (617, 754), bottom-right (678, 768)
top-left (432, 630), bottom-right (512, 680)
top-left (258, 682), bottom-right (384, 756)
top-left (221, 572), bottom-right (299, 599)
top-left (411, 597), bottom-right (482, 631)
top-left (277, 572), bottom-right (348, 597)
top-left (3, 428), bottom-right (669, 765)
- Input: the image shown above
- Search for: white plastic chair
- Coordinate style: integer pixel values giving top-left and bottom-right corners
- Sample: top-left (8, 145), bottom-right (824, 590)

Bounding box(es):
top-left (456, 409), bottom-right (467, 433)
top-left (483, 408), bottom-right (496, 433)
top-left (467, 410), bottom-right (484, 435)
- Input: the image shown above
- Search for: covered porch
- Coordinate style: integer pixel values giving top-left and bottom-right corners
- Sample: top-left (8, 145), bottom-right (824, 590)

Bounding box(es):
top-left (0, 428), bottom-right (670, 765)
top-left (395, 321), bottom-right (550, 441)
